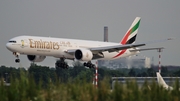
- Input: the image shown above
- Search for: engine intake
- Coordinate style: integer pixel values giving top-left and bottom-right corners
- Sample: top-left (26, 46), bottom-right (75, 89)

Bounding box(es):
top-left (27, 55), bottom-right (46, 62)
top-left (75, 49), bottom-right (93, 61)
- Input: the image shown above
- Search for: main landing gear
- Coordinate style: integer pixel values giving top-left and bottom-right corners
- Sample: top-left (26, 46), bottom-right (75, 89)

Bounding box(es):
top-left (55, 58), bottom-right (69, 69)
top-left (13, 52), bottom-right (20, 63)
top-left (83, 61), bottom-right (95, 69)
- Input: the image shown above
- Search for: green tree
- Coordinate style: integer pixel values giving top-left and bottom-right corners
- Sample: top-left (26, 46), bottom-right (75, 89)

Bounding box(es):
top-left (28, 64), bottom-right (50, 85)
top-left (128, 68), bottom-right (136, 76)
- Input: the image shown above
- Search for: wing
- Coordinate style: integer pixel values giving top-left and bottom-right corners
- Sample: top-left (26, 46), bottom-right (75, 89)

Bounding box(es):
top-left (65, 43), bottom-right (145, 59)
top-left (89, 43), bottom-right (145, 53)
top-left (65, 37), bottom-right (172, 59)
top-left (66, 37), bottom-right (173, 54)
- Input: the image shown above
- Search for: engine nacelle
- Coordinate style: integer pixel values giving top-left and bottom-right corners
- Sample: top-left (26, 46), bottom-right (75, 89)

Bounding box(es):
top-left (27, 55), bottom-right (46, 62)
top-left (75, 49), bottom-right (93, 61)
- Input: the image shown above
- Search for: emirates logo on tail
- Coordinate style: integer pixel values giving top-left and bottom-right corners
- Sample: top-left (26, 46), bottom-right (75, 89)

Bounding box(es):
top-left (113, 17), bottom-right (141, 58)
top-left (120, 17), bottom-right (141, 45)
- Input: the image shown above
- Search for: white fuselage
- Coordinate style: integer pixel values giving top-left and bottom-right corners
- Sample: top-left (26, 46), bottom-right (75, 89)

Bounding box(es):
top-left (6, 35), bottom-right (139, 61)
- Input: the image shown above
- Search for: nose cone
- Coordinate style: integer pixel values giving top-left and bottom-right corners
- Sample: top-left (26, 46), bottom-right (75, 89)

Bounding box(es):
top-left (6, 43), bottom-right (11, 51)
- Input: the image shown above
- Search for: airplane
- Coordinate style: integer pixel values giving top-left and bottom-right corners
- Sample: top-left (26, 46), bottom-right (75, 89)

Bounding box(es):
top-left (6, 17), bottom-right (171, 69)
top-left (156, 72), bottom-right (173, 90)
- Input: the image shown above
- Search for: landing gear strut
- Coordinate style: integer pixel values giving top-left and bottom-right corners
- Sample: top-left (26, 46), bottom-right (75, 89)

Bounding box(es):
top-left (55, 58), bottom-right (69, 69)
top-left (13, 52), bottom-right (20, 63)
top-left (83, 61), bottom-right (95, 69)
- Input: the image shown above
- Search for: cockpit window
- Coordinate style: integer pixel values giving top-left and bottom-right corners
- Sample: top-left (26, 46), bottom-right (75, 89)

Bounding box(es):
top-left (9, 40), bottom-right (16, 43)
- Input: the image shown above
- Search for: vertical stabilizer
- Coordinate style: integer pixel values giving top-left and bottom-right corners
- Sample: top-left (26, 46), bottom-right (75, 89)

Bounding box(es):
top-left (121, 17), bottom-right (141, 45)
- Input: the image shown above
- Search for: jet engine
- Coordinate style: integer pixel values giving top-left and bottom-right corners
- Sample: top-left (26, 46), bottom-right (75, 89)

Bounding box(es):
top-left (27, 55), bottom-right (46, 62)
top-left (75, 49), bottom-right (93, 61)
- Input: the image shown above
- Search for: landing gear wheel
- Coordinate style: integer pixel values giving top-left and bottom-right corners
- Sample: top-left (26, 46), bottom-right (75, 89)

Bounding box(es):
top-left (83, 61), bottom-right (95, 69)
top-left (15, 59), bottom-right (20, 63)
top-left (55, 58), bottom-right (69, 69)
top-left (91, 64), bottom-right (95, 68)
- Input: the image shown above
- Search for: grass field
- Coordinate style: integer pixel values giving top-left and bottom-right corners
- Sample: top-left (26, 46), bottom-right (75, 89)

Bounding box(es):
top-left (0, 72), bottom-right (180, 101)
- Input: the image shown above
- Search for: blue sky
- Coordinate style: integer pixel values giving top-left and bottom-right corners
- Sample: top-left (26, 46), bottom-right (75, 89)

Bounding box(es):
top-left (0, 1), bottom-right (179, 68)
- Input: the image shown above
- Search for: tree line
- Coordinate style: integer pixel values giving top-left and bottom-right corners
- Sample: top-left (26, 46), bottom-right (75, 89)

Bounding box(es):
top-left (1, 62), bottom-right (180, 84)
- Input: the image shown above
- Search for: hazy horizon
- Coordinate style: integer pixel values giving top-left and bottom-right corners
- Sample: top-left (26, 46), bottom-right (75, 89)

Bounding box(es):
top-left (0, 1), bottom-right (180, 68)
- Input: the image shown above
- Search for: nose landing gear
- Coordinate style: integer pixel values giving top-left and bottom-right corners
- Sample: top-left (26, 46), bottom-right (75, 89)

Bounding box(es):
top-left (15, 59), bottom-right (20, 63)
top-left (13, 52), bottom-right (20, 63)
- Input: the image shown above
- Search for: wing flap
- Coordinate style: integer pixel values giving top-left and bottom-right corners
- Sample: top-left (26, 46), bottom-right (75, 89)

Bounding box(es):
top-left (130, 47), bottom-right (164, 52)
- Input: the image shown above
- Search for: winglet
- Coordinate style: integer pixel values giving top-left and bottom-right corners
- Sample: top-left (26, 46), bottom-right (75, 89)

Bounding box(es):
top-left (121, 17), bottom-right (141, 45)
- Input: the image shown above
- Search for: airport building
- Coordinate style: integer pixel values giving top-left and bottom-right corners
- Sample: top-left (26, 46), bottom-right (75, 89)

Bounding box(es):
top-left (98, 55), bottom-right (151, 69)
